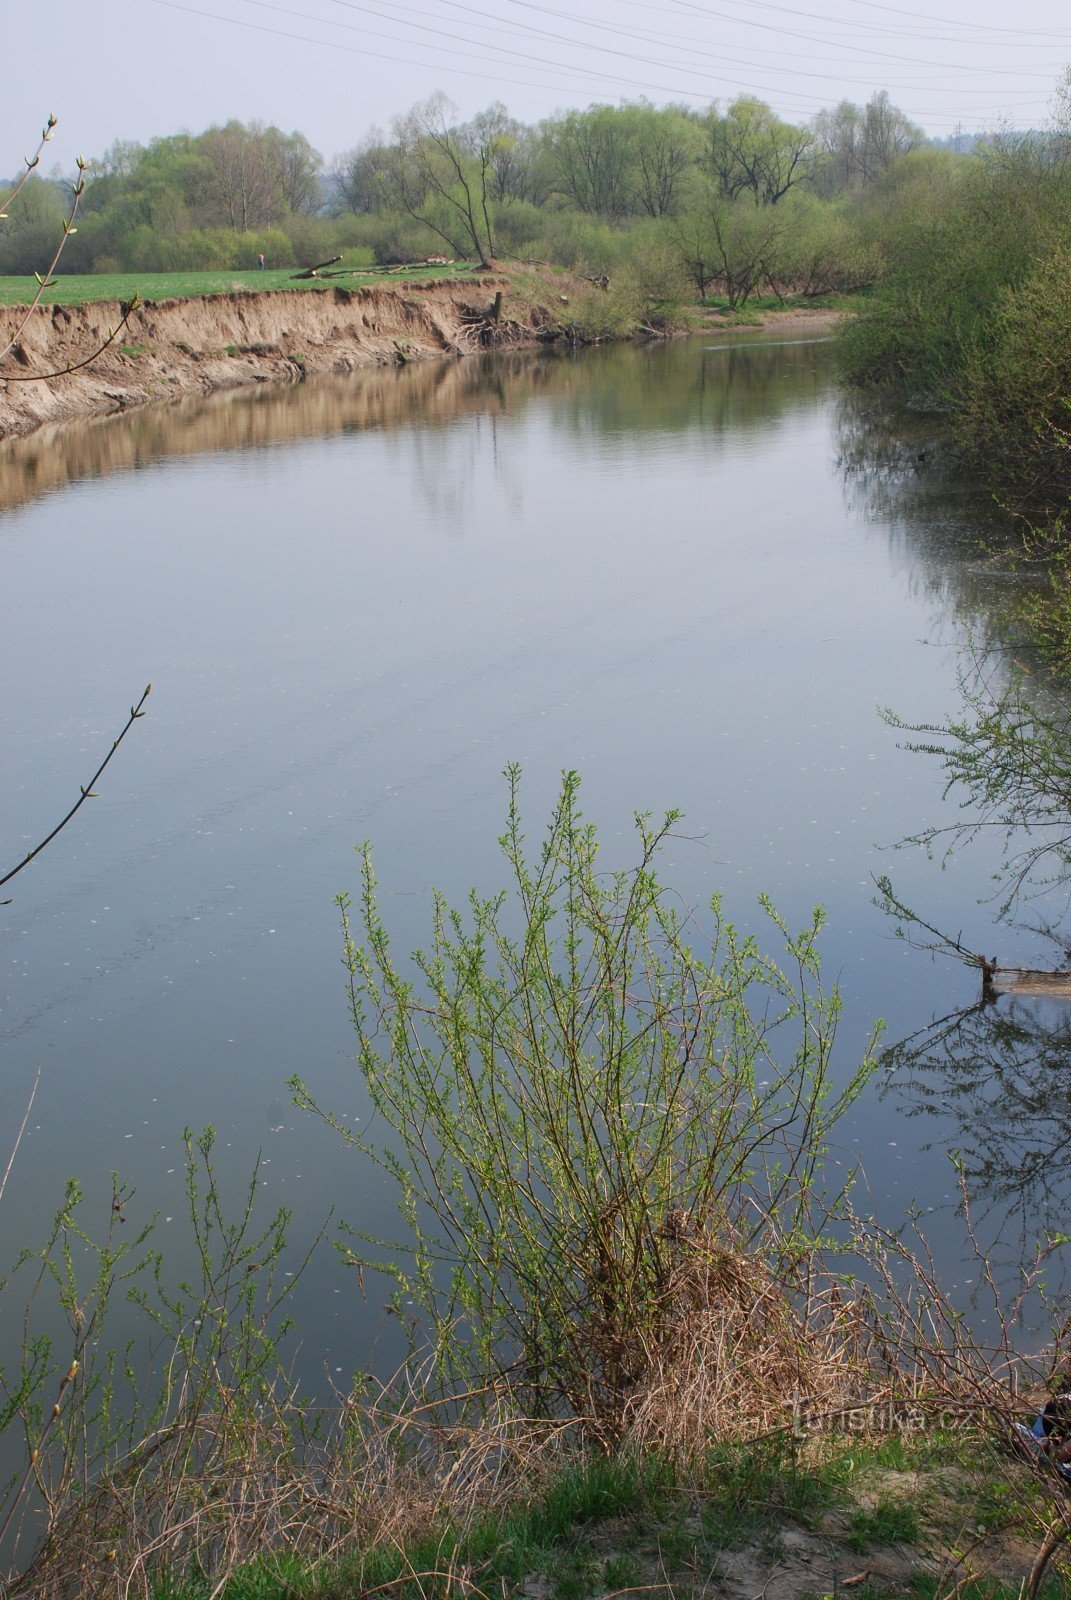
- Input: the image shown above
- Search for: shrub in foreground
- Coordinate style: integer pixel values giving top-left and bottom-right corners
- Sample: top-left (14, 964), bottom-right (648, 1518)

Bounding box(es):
top-left (295, 767), bottom-right (877, 1444)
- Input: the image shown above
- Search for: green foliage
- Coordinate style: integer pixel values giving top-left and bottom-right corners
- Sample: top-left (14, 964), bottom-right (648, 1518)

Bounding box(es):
top-left (0, 1129), bottom-right (309, 1586)
top-left (0, 175), bottom-right (68, 275)
top-left (703, 97), bottom-right (813, 206)
top-left (957, 241), bottom-right (1071, 506)
top-left (768, 192), bottom-right (880, 299)
top-left (295, 769), bottom-right (874, 1437)
top-left (840, 135), bottom-right (1071, 421)
top-left (838, 127), bottom-right (1071, 659)
top-left (0, 94), bottom-right (937, 293)
top-left (700, 1437), bottom-right (851, 1548)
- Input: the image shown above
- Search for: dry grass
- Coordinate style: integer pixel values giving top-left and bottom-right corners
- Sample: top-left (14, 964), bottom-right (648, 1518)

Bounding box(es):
top-left (622, 1235), bottom-right (873, 1460)
top-left (6, 1383), bottom-right (570, 1600)
top-left (6, 1222), bottom-right (1071, 1600)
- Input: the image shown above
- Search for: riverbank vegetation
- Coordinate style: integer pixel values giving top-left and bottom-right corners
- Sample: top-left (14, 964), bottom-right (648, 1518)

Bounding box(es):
top-left (833, 69), bottom-right (1071, 996)
top-left (0, 89), bottom-right (922, 322)
top-left (3, 775), bottom-right (1070, 1600)
top-left (840, 71), bottom-right (1071, 662)
top-left (8, 85), bottom-right (1071, 1598)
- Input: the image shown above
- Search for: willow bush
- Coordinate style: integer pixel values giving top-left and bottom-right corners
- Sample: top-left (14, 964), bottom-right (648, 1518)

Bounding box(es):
top-left (294, 769), bottom-right (877, 1438)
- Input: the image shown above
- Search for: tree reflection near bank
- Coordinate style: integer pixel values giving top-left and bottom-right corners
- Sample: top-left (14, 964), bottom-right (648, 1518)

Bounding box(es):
top-left (839, 387), bottom-right (1071, 1253)
top-left (882, 971), bottom-right (1071, 1260)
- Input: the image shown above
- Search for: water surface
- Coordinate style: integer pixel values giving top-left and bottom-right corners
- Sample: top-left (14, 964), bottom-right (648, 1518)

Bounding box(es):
top-left (0, 338), bottom-right (1060, 1374)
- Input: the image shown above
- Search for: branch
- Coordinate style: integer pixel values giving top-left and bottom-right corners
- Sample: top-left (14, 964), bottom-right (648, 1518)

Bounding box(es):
top-left (0, 1070), bottom-right (40, 1206)
top-left (0, 685), bottom-right (151, 898)
top-left (0, 153), bottom-right (92, 372)
top-left (0, 297), bottom-right (140, 384)
top-left (873, 873), bottom-right (986, 967)
top-left (0, 115), bottom-right (58, 222)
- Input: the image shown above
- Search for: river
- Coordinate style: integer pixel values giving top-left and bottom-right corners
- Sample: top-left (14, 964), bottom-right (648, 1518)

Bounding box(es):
top-left (0, 335), bottom-right (1063, 1384)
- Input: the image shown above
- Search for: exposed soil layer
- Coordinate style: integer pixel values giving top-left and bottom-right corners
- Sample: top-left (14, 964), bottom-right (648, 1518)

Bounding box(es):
top-left (0, 279), bottom-right (843, 440)
top-left (0, 276), bottom-right (554, 439)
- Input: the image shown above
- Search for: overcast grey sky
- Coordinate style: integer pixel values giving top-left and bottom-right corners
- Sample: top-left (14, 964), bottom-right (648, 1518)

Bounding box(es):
top-left (10, 0), bottom-right (1071, 165)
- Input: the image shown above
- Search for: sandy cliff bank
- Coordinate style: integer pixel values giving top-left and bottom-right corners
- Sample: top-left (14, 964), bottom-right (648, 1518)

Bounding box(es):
top-left (0, 275), bottom-right (558, 439)
top-left (0, 276), bottom-right (843, 440)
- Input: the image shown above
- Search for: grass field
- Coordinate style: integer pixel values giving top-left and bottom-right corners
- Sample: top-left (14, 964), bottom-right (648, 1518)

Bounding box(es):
top-left (0, 262), bottom-right (478, 306)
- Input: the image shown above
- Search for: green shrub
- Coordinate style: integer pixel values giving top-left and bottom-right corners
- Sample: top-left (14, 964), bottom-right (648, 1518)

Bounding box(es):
top-left (294, 770), bottom-right (874, 1441)
top-left (957, 241), bottom-right (1071, 503)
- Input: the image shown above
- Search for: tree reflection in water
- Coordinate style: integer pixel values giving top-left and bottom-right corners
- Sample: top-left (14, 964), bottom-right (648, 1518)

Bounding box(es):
top-left (839, 387), bottom-right (1071, 1252)
top-left (883, 992), bottom-right (1071, 1248)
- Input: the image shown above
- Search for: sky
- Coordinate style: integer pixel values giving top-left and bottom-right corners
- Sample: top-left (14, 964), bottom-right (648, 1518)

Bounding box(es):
top-left (9, 0), bottom-right (1071, 166)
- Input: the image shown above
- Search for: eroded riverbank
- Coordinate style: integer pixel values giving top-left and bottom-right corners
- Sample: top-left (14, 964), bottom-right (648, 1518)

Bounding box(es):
top-left (0, 274), bottom-right (549, 438)
top-left (0, 272), bottom-right (843, 439)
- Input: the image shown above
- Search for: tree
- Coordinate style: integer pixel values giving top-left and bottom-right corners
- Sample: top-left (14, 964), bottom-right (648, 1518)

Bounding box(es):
top-left (626, 101), bottom-right (702, 218)
top-left (267, 127), bottom-right (323, 217)
top-left (0, 175), bottom-right (67, 275)
top-left (703, 98), bottom-right (813, 206)
top-left (763, 191), bottom-right (878, 300)
top-left (331, 129), bottom-right (393, 215)
top-left (385, 93), bottom-right (496, 263)
top-left (811, 93), bottom-right (924, 196)
top-left (474, 106), bottom-right (544, 205)
top-left (685, 195), bottom-right (784, 307)
top-left (199, 120), bottom-right (287, 231)
top-left (543, 105), bottom-right (634, 219)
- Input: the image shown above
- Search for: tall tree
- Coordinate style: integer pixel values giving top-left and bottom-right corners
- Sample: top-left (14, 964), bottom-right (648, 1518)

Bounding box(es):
top-left (332, 129), bottom-right (393, 215)
top-left (543, 105), bottom-right (633, 218)
top-left (386, 94), bottom-right (496, 262)
top-left (812, 93), bottom-right (924, 195)
top-left (704, 98), bottom-right (813, 206)
top-left (199, 121), bottom-right (284, 231)
top-left (267, 128), bottom-right (323, 216)
top-left (627, 102), bottom-right (702, 218)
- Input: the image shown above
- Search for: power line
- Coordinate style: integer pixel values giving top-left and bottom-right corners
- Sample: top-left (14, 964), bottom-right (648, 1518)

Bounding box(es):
top-left (149, 0), bottom-right (1055, 127)
top-left (362, 0), bottom-right (1058, 89)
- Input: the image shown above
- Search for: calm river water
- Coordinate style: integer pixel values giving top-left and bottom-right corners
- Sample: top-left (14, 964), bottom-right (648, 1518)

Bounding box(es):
top-left (0, 336), bottom-right (1063, 1378)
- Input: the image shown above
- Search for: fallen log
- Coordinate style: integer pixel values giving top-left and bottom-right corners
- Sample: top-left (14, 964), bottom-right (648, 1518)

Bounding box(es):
top-left (981, 958), bottom-right (1071, 1001)
top-left (291, 255), bottom-right (343, 280)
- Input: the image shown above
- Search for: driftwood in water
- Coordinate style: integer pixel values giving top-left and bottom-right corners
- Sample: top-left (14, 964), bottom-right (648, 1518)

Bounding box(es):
top-left (291, 255), bottom-right (343, 280)
top-left (875, 878), bottom-right (1071, 1005)
top-left (981, 958), bottom-right (1071, 1001)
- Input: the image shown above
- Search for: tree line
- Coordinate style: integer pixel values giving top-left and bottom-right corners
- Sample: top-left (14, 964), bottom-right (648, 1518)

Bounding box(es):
top-left (0, 89), bottom-right (927, 300)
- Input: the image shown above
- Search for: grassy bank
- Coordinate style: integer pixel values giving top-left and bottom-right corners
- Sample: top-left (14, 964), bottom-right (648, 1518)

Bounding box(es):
top-left (0, 262), bottom-right (479, 306)
top-left (158, 1430), bottom-right (1071, 1600)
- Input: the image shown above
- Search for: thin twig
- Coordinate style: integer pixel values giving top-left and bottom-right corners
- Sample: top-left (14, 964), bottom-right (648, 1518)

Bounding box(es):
top-left (0, 684), bottom-right (151, 895)
top-left (0, 1069), bottom-right (40, 1205)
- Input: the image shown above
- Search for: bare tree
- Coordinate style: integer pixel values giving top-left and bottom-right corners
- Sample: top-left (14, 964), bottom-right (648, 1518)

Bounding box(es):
top-left (386, 94), bottom-right (496, 263)
top-left (267, 127), bottom-right (323, 216)
top-left (812, 93), bottom-right (924, 194)
top-left (198, 120), bottom-right (316, 231)
top-left (332, 128), bottom-right (393, 215)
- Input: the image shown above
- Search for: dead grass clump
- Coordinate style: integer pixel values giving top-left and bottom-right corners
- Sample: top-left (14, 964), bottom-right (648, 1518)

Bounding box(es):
top-left (622, 1233), bottom-right (872, 1460)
